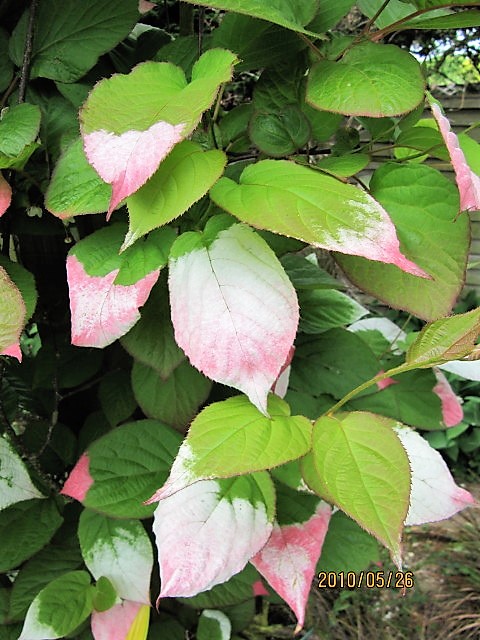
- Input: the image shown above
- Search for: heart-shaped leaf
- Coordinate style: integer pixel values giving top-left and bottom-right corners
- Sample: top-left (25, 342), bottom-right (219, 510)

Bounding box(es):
top-left (210, 160), bottom-right (427, 276)
top-left (152, 474), bottom-right (275, 598)
top-left (168, 220), bottom-right (299, 414)
top-left (148, 395), bottom-right (312, 501)
top-left (307, 42), bottom-right (424, 117)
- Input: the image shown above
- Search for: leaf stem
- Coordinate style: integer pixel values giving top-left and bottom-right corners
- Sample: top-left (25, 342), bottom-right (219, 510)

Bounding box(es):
top-left (360, 0), bottom-right (393, 36)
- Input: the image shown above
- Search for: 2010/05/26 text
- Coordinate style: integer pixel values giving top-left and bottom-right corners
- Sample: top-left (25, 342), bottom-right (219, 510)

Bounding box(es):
top-left (318, 571), bottom-right (414, 589)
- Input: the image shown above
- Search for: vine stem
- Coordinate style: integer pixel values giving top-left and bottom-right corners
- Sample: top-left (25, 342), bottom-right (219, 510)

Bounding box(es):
top-left (326, 363), bottom-right (417, 416)
top-left (18, 0), bottom-right (38, 104)
top-left (360, 0), bottom-right (393, 37)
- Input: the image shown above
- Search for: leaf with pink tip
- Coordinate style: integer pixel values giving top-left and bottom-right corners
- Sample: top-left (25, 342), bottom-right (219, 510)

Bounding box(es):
top-left (66, 255), bottom-right (159, 348)
top-left (84, 121), bottom-right (185, 218)
top-left (153, 474), bottom-right (275, 599)
top-left (433, 369), bottom-right (463, 427)
top-left (0, 265), bottom-right (26, 361)
top-left (0, 172), bottom-right (11, 216)
top-left (430, 102), bottom-right (480, 212)
top-left (80, 49), bottom-right (237, 216)
top-left (60, 453), bottom-right (94, 502)
top-left (394, 426), bottom-right (475, 526)
top-left (91, 601), bottom-right (149, 640)
top-left (251, 485), bottom-right (331, 631)
top-left (210, 160), bottom-right (428, 277)
top-left (168, 219), bottom-right (299, 415)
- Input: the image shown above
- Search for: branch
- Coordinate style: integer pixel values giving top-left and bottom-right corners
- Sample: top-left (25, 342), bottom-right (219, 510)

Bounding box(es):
top-left (18, 0), bottom-right (38, 104)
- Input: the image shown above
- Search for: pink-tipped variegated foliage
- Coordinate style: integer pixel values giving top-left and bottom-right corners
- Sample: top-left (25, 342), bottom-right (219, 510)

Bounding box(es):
top-left (0, 266), bottom-right (26, 362)
top-left (152, 477), bottom-right (274, 599)
top-left (168, 224), bottom-right (299, 414)
top-left (60, 453), bottom-right (94, 502)
top-left (83, 121), bottom-right (184, 218)
top-left (91, 601), bottom-right (148, 640)
top-left (251, 502), bottom-right (331, 631)
top-left (0, 172), bottom-right (11, 217)
top-left (433, 369), bottom-right (463, 427)
top-left (431, 102), bottom-right (480, 212)
top-left (67, 255), bottom-right (159, 348)
top-left (395, 426), bottom-right (474, 525)
top-left (138, 0), bottom-right (155, 13)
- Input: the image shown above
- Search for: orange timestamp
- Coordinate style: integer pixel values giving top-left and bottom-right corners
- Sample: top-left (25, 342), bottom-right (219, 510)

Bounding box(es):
top-left (317, 571), bottom-right (414, 590)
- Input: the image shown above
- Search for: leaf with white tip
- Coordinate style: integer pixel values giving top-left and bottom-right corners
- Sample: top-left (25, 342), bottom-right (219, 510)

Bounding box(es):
top-left (430, 102), bottom-right (480, 212)
top-left (0, 265), bottom-right (26, 361)
top-left (197, 609), bottom-right (232, 640)
top-left (0, 437), bottom-right (45, 510)
top-left (153, 474), bottom-right (275, 599)
top-left (168, 221), bottom-right (299, 414)
top-left (66, 255), bottom-right (159, 348)
top-left (251, 489), bottom-right (331, 632)
top-left (210, 161), bottom-right (428, 276)
top-left (78, 510), bottom-right (153, 605)
top-left (395, 426), bottom-right (474, 525)
top-left (91, 601), bottom-right (149, 640)
top-left (148, 394), bottom-right (311, 501)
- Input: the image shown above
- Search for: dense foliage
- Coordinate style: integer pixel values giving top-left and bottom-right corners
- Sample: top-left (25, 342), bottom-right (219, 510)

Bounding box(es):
top-left (1, 1), bottom-right (480, 639)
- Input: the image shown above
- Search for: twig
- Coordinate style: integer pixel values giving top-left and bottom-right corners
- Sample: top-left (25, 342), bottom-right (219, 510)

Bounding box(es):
top-left (360, 0), bottom-right (393, 36)
top-left (18, 0), bottom-right (38, 104)
top-left (198, 6), bottom-right (205, 57)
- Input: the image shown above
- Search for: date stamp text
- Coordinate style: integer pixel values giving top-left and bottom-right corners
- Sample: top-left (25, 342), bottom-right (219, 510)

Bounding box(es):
top-left (317, 571), bottom-right (414, 590)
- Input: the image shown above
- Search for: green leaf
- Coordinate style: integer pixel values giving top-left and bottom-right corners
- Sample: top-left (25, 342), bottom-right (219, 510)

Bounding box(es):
top-left (0, 500), bottom-right (63, 572)
top-left (357, 0), bottom-right (418, 28)
top-left (302, 104), bottom-right (342, 143)
top-left (336, 163), bottom-right (470, 321)
top-left (179, 0), bottom-right (320, 34)
top-left (131, 360), bottom-right (212, 430)
top-left (307, 42), bottom-right (424, 117)
top-left (0, 104), bottom-right (41, 158)
top-left (317, 511), bottom-right (379, 573)
top-left (253, 58), bottom-right (307, 111)
top-left (275, 480), bottom-right (324, 526)
top-left (70, 224), bottom-right (125, 276)
top-left (81, 49), bottom-right (237, 136)
top-left (209, 159), bottom-right (423, 274)
top-left (314, 153), bottom-right (370, 177)
top-left (308, 0), bottom-right (356, 31)
top-left (121, 278), bottom-right (185, 377)
top-left (115, 228), bottom-right (175, 284)
top-left (0, 28), bottom-right (13, 92)
top-left (155, 35), bottom-right (203, 77)
top-left (307, 412), bottom-right (411, 564)
top-left (249, 105), bottom-right (311, 157)
top-left (9, 541), bottom-right (83, 622)
top-left (84, 419), bottom-right (182, 518)
top-left (158, 395), bottom-right (312, 498)
top-left (298, 288), bottom-right (367, 334)
top-left (91, 577), bottom-right (117, 613)
top-left (19, 571), bottom-right (93, 640)
top-left (124, 141), bottom-right (226, 248)
top-left (280, 254), bottom-right (341, 290)
top-left (9, 0), bottom-right (138, 82)
top-left (45, 138), bottom-right (111, 218)
top-left (211, 14), bottom-right (307, 72)
top-left (179, 564), bottom-right (260, 608)
top-left (197, 610), bottom-right (232, 640)
top-left (0, 256), bottom-right (37, 322)
top-left (290, 329), bottom-right (380, 399)
top-left (98, 370), bottom-right (137, 427)
top-left (394, 123), bottom-right (449, 162)
top-left (0, 267), bottom-right (25, 358)
top-left (406, 307), bottom-right (480, 368)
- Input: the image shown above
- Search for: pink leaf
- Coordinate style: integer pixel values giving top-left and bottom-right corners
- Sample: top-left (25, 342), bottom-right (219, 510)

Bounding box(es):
top-left (60, 453), bottom-right (93, 502)
top-left (376, 370), bottom-right (399, 390)
top-left (433, 369), bottom-right (463, 427)
top-left (1, 343), bottom-right (22, 362)
top-left (395, 426), bottom-right (474, 525)
top-left (0, 172), bottom-right (11, 217)
top-left (91, 600), bottom-right (144, 640)
top-left (252, 580), bottom-right (269, 597)
top-left (153, 479), bottom-right (273, 599)
top-left (271, 346), bottom-right (294, 398)
top-left (169, 224), bottom-right (299, 414)
top-left (431, 103), bottom-right (480, 212)
top-left (138, 0), bottom-right (155, 13)
top-left (83, 121), bottom-right (184, 219)
top-left (67, 255), bottom-right (159, 348)
top-left (251, 502), bottom-right (331, 632)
